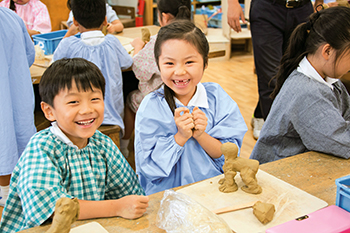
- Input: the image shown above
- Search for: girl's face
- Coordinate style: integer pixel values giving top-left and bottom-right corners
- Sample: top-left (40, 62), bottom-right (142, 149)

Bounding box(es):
top-left (41, 81), bottom-right (104, 149)
top-left (333, 51), bottom-right (350, 79)
top-left (13, 0), bottom-right (30, 5)
top-left (158, 39), bottom-right (206, 106)
top-left (321, 46), bottom-right (350, 79)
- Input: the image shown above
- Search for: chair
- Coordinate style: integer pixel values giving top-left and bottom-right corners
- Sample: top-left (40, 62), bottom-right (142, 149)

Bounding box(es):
top-left (111, 5), bottom-right (136, 28)
top-left (98, 125), bottom-right (121, 149)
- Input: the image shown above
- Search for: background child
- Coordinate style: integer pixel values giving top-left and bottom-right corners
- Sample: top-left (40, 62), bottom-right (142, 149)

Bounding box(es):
top-left (0, 58), bottom-right (148, 233)
top-left (64, 0), bottom-right (124, 38)
top-left (121, 0), bottom-right (192, 157)
top-left (0, 7), bottom-right (36, 207)
top-left (250, 6), bottom-right (350, 164)
top-left (53, 0), bottom-right (133, 139)
top-left (134, 20), bottom-right (248, 195)
top-left (0, 0), bottom-right (51, 37)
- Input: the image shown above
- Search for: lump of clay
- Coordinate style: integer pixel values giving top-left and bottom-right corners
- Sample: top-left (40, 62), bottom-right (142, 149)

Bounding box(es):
top-left (156, 190), bottom-right (232, 233)
top-left (46, 197), bottom-right (80, 233)
top-left (218, 142), bottom-right (262, 194)
top-left (253, 201), bottom-right (275, 224)
top-left (141, 27), bottom-right (151, 43)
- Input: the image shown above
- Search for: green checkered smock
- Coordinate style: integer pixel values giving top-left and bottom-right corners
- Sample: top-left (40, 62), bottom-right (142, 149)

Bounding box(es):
top-left (0, 128), bottom-right (144, 233)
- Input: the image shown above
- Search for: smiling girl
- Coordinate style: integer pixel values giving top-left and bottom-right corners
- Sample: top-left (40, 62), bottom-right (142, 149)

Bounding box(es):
top-left (134, 20), bottom-right (247, 195)
top-left (0, 0), bottom-right (51, 36)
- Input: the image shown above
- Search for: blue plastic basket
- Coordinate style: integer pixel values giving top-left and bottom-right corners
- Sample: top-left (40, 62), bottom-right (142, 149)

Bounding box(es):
top-left (32, 30), bottom-right (80, 55)
top-left (335, 174), bottom-right (350, 212)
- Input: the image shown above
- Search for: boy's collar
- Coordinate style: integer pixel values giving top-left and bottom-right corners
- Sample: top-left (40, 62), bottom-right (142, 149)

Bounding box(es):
top-left (50, 122), bottom-right (79, 149)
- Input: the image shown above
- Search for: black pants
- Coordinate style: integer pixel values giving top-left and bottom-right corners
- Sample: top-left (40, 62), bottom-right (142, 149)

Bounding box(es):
top-left (250, 0), bottom-right (313, 119)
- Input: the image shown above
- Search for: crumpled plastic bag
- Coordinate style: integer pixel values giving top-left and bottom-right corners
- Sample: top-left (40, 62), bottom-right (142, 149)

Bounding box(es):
top-left (156, 189), bottom-right (232, 233)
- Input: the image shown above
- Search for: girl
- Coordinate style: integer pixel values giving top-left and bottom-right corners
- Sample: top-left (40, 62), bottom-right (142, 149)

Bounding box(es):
top-left (120, 0), bottom-right (192, 158)
top-left (250, 6), bottom-right (350, 164)
top-left (134, 20), bottom-right (248, 195)
top-left (0, 0), bottom-right (51, 37)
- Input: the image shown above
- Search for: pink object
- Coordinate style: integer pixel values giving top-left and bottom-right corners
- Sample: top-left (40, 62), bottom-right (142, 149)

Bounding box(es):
top-left (0, 0), bottom-right (51, 33)
top-left (266, 205), bottom-right (350, 233)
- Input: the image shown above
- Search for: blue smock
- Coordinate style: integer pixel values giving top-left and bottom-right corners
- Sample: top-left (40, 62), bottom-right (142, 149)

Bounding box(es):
top-left (135, 82), bottom-right (248, 195)
top-left (0, 7), bottom-right (36, 175)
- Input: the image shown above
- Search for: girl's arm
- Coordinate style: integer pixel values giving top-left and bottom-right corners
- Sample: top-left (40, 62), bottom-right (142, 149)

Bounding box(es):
top-left (78, 195), bottom-right (149, 220)
top-left (135, 96), bottom-right (186, 180)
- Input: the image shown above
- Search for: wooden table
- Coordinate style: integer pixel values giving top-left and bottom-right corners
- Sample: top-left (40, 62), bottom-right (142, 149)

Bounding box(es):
top-left (19, 151), bottom-right (350, 233)
top-left (30, 25), bottom-right (228, 84)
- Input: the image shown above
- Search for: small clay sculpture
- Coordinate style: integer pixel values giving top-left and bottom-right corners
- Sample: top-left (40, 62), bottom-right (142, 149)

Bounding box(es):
top-left (141, 27), bottom-right (151, 43)
top-left (46, 197), bottom-right (80, 233)
top-left (218, 142), bottom-right (262, 194)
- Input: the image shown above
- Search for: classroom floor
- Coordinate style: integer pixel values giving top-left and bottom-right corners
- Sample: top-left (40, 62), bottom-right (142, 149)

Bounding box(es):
top-left (0, 50), bottom-right (258, 221)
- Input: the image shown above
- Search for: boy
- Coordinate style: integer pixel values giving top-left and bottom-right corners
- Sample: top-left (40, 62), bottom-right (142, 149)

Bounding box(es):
top-left (0, 58), bottom-right (148, 233)
top-left (52, 0), bottom-right (133, 138)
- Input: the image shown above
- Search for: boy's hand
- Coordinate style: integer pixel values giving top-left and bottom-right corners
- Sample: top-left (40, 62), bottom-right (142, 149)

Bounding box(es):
top-left (174, 107), bottom-right (195, 146)
top-left (115, 195), bottom-right (149, 219)
top-left (192, 106), bottom-right (208, 139)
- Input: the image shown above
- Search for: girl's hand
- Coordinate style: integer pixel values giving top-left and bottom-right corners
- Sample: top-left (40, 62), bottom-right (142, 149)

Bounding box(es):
top-left (114, 195), bottom-right (149, 219)
top-left (192, 106), bottom-right (208, 139)
top-left (131, 38), bottom-right (145, 50)
top-left (174, 107), bottom-right (194, 146)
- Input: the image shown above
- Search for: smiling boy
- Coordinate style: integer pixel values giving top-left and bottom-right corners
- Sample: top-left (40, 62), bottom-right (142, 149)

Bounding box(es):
top-left (0, 58), bottom-right (148, 233)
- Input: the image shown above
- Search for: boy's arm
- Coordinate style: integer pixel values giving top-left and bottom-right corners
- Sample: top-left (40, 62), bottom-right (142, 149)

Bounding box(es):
top-left (107, 19), bottom-right (124, 34)
top-left (77, 195), bottom-right (149, 220)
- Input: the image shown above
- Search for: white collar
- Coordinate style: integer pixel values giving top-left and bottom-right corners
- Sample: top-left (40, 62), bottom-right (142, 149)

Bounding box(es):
top-left (50, 122), bottom-right (79, 149)
top-left (174, 82), bottom-right (209, 108)
top-left (81, 30), bottom-right (105, 46)
top-left (297, 56), bottom-right (338, 90)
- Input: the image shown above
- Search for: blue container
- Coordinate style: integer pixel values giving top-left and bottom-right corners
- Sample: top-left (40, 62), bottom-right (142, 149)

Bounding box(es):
top-left (335, 174), bottom-right (350, 212)
top-left (32, 30), bottom-right (80, 55)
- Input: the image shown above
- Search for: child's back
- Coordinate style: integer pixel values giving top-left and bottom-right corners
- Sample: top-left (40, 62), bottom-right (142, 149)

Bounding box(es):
top-left (53, 0), bottom-right (133, 133)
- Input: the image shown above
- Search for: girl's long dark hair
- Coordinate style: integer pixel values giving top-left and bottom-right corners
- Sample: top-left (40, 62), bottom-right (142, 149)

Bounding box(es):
top-left (10, 0), bottom-right (16, 11)
top-left (157, 0), bottom-right (192, 22)
top-left (154, 20), bottom-right (209, 114)
top-left (271, 6), bottom-right (350, 99)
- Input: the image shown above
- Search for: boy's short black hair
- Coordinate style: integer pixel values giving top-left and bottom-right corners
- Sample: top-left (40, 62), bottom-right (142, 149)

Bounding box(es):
top-left (71, 0), bottom-right (106, 29)
top-left (39, 58), bottom-right (106, 107)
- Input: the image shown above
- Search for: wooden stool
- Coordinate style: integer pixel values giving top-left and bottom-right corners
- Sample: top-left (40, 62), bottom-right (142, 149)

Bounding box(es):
top-left (98, 125), bottom-right (121, 149)
top-left (34, 110), bottom-right (51, 132)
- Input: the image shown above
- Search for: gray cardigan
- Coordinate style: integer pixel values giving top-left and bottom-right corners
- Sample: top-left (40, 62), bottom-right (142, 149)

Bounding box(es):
top-left (250, 70), bottom-right (350, 164)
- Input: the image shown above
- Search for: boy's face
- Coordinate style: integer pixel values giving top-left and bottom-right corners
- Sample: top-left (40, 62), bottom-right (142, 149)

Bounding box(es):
top-left (41, 81), bottom-right (104, 149)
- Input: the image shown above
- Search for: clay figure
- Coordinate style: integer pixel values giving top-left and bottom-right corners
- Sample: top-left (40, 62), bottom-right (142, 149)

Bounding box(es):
top-left (141, 27), bottom-right (151, 43)
top-left (46, 197), bottom-right (80, 233)
top-left (218, 142), bottom-right (262, 194)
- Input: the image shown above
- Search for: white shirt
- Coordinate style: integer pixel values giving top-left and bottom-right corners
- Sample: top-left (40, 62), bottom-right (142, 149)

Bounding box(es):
top-left (80, 30), bottom-right (105, 46)
top-left (50, 122), bottom-right (79, 149)
top-left (174, 82), bottom-right (209, 108)
top-left (297, 56), bottom-right (338, 90)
